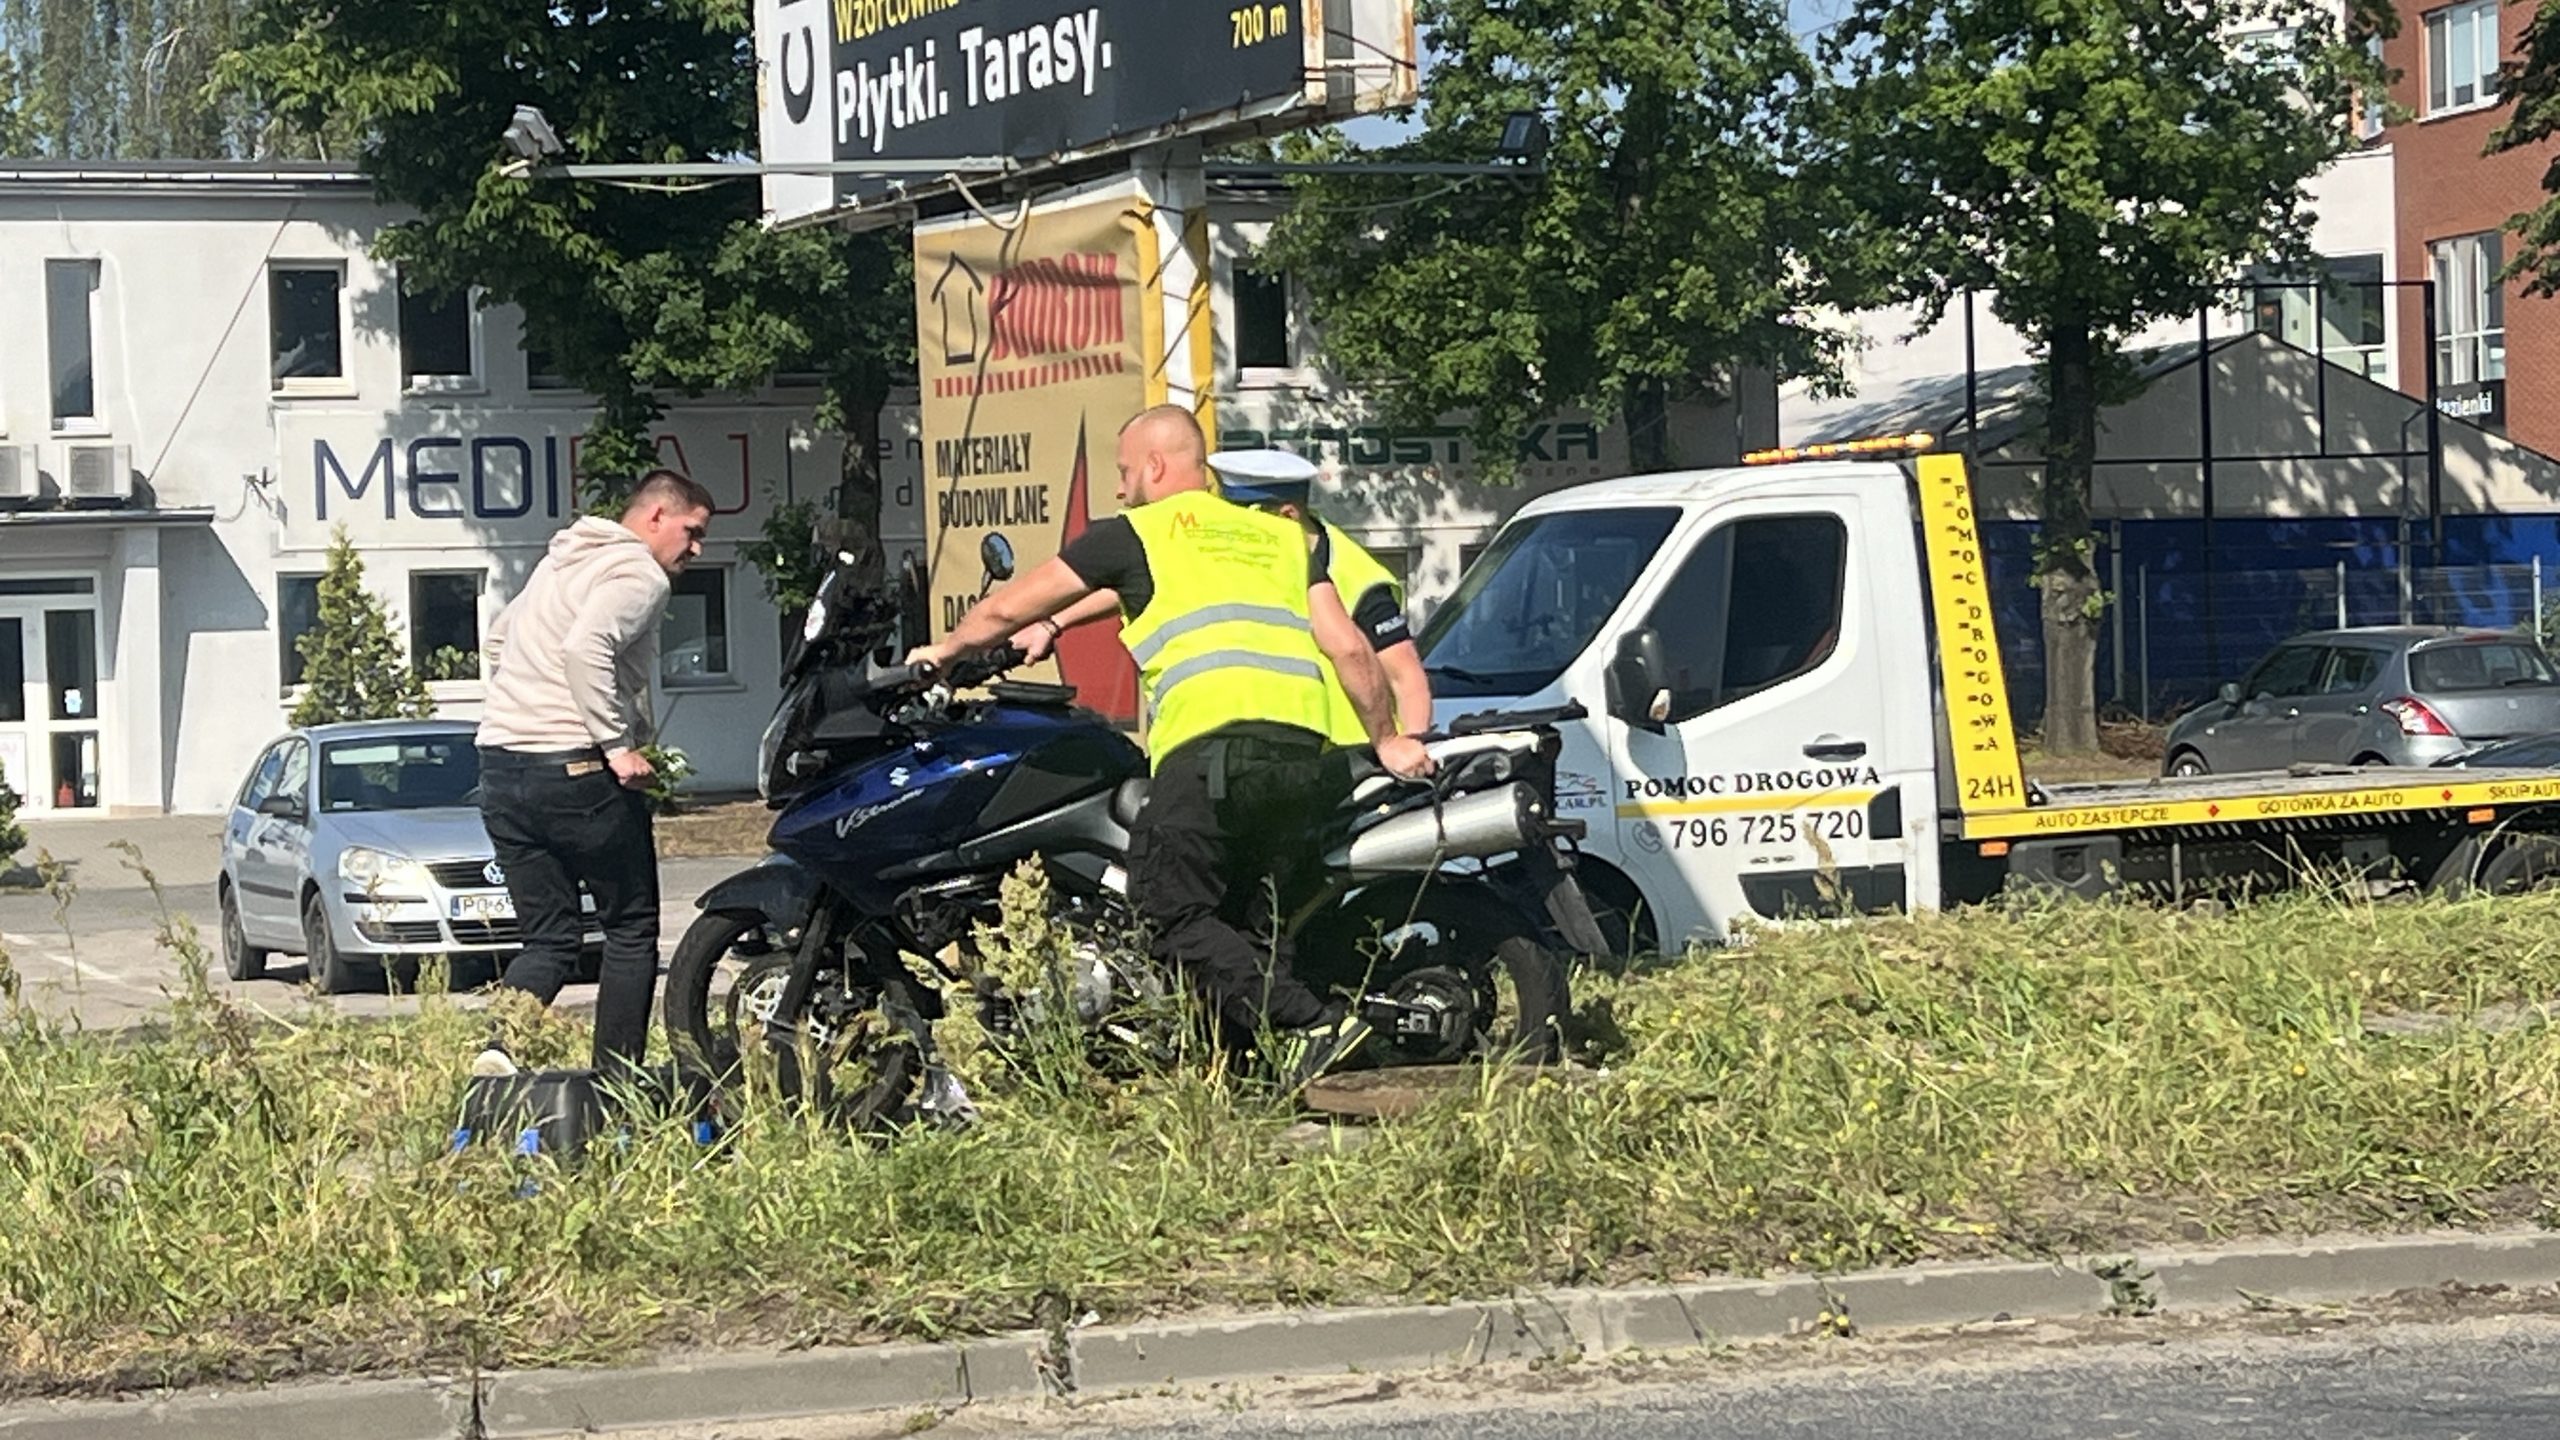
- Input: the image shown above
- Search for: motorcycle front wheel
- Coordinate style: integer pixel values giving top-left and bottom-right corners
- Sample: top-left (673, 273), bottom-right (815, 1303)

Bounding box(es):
top-left (662, 908), bottom-right (920, 1130)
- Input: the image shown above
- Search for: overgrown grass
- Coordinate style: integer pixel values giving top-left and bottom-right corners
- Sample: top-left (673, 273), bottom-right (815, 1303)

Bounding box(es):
top-left (6, 875), bottom-right (2560, 1399)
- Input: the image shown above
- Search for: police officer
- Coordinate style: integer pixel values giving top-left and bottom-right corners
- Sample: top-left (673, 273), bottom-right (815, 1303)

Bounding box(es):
top-left (1207, 449), bottom-right (1433, 748)
top-left (910, 405), bottom-right (1432, 1085)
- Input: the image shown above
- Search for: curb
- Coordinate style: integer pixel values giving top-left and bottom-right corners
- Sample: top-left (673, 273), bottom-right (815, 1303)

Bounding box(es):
top-left (6, 1229), bottom-right (2558, 1439)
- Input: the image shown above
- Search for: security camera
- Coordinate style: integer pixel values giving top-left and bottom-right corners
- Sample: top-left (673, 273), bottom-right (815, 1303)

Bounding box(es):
top-left (501, 105), bottom-right (563, 162)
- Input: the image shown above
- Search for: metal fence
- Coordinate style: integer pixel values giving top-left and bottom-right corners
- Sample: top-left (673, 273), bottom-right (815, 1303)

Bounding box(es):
top-left (2108, 559), bottom-right (2558, 722)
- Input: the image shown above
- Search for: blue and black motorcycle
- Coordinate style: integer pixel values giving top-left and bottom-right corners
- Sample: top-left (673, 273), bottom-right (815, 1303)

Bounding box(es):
top-left (664, 542), bottom-right (1608, 1127)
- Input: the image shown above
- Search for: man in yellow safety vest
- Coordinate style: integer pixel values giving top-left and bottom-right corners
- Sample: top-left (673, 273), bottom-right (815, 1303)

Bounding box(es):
top-left (908, 405), bottom-right (1433, 1086)
top-left (1206, 449), bottom-right (1433, 749)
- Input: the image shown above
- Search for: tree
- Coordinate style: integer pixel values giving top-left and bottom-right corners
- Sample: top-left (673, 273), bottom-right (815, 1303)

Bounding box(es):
top-left (2490, 4), bottom-right (2560, 291)
top-left (221, 0), bottom-right (915, 586)
top-left (1258, 0), bottom-right (1864, 476)
top-left (1814, 0), bottom-right (2388, 752)
top-left (291, 527), bottom-right (436, 726)
top-left (0, 0), bottom-right (327, 159)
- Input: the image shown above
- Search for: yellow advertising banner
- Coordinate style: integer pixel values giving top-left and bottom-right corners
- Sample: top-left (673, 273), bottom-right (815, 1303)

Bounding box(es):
top-left (913, 175), bottom-right (1183, 724)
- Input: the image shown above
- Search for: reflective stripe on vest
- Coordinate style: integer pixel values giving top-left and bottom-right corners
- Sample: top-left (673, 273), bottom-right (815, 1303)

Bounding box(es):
top-left (1318, 521), bottom-right (1407, 747)
top-left (1118, 491), bottom-right (1333, 767)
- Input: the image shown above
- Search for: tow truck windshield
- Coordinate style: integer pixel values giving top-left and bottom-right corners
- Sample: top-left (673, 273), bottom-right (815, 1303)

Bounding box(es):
top-left (1418, 506), bottom-right (1681, 698)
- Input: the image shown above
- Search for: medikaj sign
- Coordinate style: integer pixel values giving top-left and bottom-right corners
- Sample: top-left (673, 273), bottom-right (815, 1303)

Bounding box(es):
top-left (270, 410), bottom-right (917, 549)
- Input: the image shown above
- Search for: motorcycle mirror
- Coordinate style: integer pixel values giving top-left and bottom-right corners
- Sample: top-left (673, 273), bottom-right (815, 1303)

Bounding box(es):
top-left (980, 532), bottom-right (1015, 582)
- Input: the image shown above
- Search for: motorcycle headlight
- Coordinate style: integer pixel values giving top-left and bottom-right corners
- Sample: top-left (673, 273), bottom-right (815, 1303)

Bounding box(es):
top-left (339, 846), bottom-right (431, 897)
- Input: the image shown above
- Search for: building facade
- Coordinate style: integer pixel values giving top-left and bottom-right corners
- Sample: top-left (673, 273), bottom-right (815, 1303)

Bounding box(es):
top-left (2382, 0), bottom-right (2547, 444)
top-left (0, 165), bottom-right (1768, 818)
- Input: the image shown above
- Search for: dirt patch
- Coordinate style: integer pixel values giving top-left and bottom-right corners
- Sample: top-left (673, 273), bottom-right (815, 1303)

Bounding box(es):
top-left (657, 799), bottom-right (774, 858)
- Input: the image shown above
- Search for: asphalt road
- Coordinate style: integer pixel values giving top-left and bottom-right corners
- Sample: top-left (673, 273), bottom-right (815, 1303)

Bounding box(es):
top-left (0, 854), bottom-right (753, 1029)
top-left (588, 1306), bottom-right (2560, 1440)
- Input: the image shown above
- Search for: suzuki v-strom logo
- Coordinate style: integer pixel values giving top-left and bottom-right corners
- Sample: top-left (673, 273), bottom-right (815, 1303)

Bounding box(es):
top-left (834, 785), bottom-right (927, 838)
top-left (889, 766), bottom-right (911, 788)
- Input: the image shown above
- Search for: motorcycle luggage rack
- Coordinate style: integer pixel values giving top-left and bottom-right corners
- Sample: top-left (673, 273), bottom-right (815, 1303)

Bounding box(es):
top-left (989, 679), bottom-right (1078, 707)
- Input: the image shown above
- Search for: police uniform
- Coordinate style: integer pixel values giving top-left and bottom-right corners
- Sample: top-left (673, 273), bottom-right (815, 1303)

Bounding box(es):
top-left (1054, 488), bottom-right (1349, 1036)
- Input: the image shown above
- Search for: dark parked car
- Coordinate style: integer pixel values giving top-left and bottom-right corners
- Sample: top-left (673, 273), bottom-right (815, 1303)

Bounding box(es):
top-left (2164, 627), bottom-right (2560, 776)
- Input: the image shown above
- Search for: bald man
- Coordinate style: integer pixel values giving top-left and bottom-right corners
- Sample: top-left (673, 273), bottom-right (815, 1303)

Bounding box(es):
top-left (911, 405), bottom-right (1432, 1087)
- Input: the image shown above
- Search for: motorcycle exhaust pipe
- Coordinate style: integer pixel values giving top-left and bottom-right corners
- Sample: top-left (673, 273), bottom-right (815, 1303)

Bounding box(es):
top-left (1329, 782), bottom-right (1545, 877)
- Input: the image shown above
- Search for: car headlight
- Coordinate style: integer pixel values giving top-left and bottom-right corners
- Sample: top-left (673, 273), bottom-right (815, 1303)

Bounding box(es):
top-left (339, 846), bottom-right (431, 896)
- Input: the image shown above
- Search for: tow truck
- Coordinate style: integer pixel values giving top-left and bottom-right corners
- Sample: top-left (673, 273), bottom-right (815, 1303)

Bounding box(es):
top-left (1415, 436), bottom-right (2560, 954)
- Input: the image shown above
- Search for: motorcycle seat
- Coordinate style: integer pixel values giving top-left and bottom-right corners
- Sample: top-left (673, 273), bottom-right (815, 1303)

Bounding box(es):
top-left (1111, 777), bottom-right (1150, 827)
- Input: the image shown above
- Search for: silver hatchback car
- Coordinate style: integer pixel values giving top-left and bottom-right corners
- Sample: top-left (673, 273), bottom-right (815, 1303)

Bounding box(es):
top-left (217, 719), bottom-right (598, 993)
top-left (2164, 626), bottom-right (2560, 777)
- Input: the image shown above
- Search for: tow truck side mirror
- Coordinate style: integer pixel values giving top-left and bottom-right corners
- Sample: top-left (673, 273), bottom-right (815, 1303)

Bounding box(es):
top-left (1606, 628), bottom-right (1672, 734)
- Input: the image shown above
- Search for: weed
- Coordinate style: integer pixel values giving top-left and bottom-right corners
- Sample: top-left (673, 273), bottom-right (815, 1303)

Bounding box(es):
top-left (5, 884), bottom-right (2560, 1396)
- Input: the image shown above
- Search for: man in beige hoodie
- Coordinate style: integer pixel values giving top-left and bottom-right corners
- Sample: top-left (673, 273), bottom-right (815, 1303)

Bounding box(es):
top-left (476, 469), bottom-right (713, 1078)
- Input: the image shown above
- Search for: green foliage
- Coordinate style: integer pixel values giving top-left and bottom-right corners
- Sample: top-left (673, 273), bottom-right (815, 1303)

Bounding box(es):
top-left (1813, 0), bottom-right (2388, 747)
top-left (0, 0), bottom-right (332, 158)
top-left (2490, 2), bottom-right (2560, 294)
top-left (220, 0), bottom-right (915, 538)
top-left (1261, 0), bottom-right (1862, 477)
top-left (738, 499), bottom-right (826, 617)
top-left (288, 527), bottom-right (437, 727)
top-left (638, 742), bottom-right (693, 815)
top-left (415, 646), bottom-right (479, 684)
top-left (10, 886), bottom-right (2560, 1393)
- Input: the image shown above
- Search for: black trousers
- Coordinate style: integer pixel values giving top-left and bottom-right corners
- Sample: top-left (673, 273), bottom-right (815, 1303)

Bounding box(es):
top-left (1128, 725), bottom-right (1347, 1037)
top-left (477, 747), bottom-right (660, 1076)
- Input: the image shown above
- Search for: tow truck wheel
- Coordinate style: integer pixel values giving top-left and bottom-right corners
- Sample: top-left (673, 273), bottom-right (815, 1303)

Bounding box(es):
top-left (2478, 836), bottom-right (2560, 895)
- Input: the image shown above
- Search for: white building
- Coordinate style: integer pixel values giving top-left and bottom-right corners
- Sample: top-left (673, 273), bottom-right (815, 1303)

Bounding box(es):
top-left (1781, 144), bottom-right (2402, 462)
top-left (0, 163), bottom-right (1770, 818)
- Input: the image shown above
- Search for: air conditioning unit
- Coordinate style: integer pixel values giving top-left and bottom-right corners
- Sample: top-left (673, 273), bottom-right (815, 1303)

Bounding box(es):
top-left (62, 442), bottom-right (131, 506)
top-left (0, 444), bottom-right (35, 507)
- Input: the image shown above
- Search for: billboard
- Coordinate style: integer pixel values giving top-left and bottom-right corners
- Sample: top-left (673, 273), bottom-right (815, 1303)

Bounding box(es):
top-left (912, 173), bottom-right (1168, 723)
top-left (757, 0), bottom-right (1417, 228)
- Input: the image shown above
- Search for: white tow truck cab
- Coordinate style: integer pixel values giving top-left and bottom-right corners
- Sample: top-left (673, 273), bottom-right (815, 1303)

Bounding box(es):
top-left (1418, 438), bottom-right (2560, 955)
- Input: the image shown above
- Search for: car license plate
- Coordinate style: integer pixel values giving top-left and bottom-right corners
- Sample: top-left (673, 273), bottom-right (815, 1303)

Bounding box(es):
top-left (450, 892), bottom-right (515, 922)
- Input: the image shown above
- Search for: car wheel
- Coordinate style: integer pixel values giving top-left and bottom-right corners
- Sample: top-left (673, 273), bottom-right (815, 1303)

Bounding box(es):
top-left (2166, 748), bottom-right (2210, 778)
top-left (2352, 754), bottom-right (2391, 768)
top-left (219, 883), bottom-right (270, 983)
top-left (304, 893), bottom-right (359, 996)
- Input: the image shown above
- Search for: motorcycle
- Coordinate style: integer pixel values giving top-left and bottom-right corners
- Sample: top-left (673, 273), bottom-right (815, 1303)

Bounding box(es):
top-left (662, 546), bottom-right (1610, 1127)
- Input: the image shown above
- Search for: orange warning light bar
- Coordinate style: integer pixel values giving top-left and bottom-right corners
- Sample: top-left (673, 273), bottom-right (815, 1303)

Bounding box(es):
top-left (1742, 431), bottom-right (1938, 466)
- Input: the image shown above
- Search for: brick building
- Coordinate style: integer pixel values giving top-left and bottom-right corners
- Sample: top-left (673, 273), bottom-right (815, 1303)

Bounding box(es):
top-left (2384, 0), bottom-right (2554, 444)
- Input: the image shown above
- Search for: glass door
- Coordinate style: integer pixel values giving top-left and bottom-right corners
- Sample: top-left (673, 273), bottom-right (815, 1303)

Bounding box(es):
top-left (0, 594), bottom-right (102, 813)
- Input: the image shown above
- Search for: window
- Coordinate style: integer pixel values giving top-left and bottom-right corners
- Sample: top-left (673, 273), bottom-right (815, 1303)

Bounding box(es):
top-left (2248, 254), bottom-right (2387, 379)
top-left (2411, 640), bottom-right (2559, 691)
top-left (1416, 508), bottom-right (1683, 698)
top-left (0, 619), bottom-right (22, 724)
top-left (270, 263), bottom-right (346, 385)
top-left (46, 258), bottom-right (98, 428)
top-left (662, 566), bottom-right (732, 686)
top-left (1638, 515), bottom-right (1848, 722)
top-left (523, 342), bottom-right (575, 390)
top-left (2426, 0), bottom-right (2501, 114)
top-left (44, 610), bottom-right (95, 722)
top-left (238, 741), bottom-right (290, 811)
top-left (275, 739), bottom-right (310, 812)
top-left (399, 277), bottom-right (478, 390)
top-left (2431, 231), bottom-right (2506, 385)
top-left (278, 574), bottom-right (322, 688)
top-left (2318, 647), bottom-right (2383, 694)
top-left (2360, 33), bottom-right (2389, 138)
top-left (1458, 542), bottom-right (1490, 576)
top-left (320, 736), bottom-right (480, 812)
top-left (409, 571), bottom-right (484, 682)
top-left (2234, 25), bottom-right (2299, 68)
top-left (1364, 545), bottom-right (1414, 593)
top-left (1232, 262), bottom-right (1294, 371)
top-left (2244, 644), bottom-right (2326, 698)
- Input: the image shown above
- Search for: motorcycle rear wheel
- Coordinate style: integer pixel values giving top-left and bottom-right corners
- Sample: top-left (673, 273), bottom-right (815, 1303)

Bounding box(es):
top-left (1307, 888), bottom-right (1571, 1067)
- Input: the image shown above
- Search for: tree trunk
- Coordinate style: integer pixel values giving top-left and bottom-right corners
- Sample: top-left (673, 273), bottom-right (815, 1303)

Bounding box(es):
top-left (2038, 316), bottom-right (2103, 756)
top-left (1625, 377), bottom-right (1674, 473)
